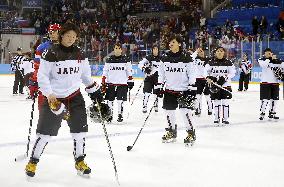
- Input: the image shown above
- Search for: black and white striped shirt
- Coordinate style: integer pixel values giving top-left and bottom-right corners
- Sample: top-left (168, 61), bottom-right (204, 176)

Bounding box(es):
top-left (11, 54), bottom-right (25, 71)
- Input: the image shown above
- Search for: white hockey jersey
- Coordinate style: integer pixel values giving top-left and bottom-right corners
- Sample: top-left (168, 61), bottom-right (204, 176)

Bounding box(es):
top-left (102, 55), bottom-right (133, 85)
top-left (38, 44), bottom-right (94, 98)
top-left (193, 56), bottom-right (210, 79)
top-left (138, 55), bottom-right (160, 77)
top-left (258, 57), bottom-right (284, 83)
top-left (22, 58), bottom-right (34, 75)
top-left (158, 51), bottom-right (197, 91)
top-left (205, 58), bottom-right (236, 87)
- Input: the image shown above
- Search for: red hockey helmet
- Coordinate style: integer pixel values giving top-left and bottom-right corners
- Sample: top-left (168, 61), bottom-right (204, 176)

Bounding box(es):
top-left (48, 23), bottom-right (61, 32)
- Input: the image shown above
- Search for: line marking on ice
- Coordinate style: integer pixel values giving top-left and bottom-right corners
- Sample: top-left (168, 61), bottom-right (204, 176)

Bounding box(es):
top-left (0, 119), bottom-right (282, 148)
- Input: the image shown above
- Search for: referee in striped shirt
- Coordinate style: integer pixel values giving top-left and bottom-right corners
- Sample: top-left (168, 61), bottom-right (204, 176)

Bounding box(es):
top-left (11, 47), bottom-right (25, 95)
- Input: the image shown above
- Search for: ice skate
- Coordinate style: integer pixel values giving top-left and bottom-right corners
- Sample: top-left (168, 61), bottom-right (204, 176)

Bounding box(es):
top-left (195, 109), bottom-right (201, 117)
top-left (184, 129), bottom-right (196, 146)
top-left (154, 105), bottom-right (158, 113)
top-left (117, 114), bottom-right (123, 122)
top-left (268, 112), bottom-right (279, 121)
top-left (162, 126), bottom-right (177, 143)
top-left (213, 119), bottom-right (220, 125)
top-left (259, 112), bottom-right (265, 121)
top-left (142, 106), bottom-right (147, 113)
top-left (222, 119), bottom-right (229, 125)
top-left (75, 155), bottom-right (91, 178)
top-left (25, 158), bottom-right (39, 178)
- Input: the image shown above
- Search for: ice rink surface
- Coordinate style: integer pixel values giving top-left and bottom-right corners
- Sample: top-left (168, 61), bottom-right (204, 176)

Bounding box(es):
top-left (0, 75), bottom-right (284, 187)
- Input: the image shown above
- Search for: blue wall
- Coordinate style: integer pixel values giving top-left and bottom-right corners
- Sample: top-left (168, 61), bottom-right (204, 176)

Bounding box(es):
top-left (0, 64), bottom-right (262, 82)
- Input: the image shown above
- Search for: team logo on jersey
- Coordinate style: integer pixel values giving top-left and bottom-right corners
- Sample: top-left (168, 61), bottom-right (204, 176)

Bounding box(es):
top-left (110, 66), bottom-right (125, 71)
top-left (212, 68), bottom-right (228, 74)
top-left (57, 67), bottom-right (80, 74)
top-left (165, 66), bottom-right (185, 73)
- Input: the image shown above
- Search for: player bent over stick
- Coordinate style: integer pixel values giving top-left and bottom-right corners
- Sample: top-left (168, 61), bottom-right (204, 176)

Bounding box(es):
top-left (154, 34), bottom-right (197, 145)
top-left (25, 23), bottom-right (104, 178)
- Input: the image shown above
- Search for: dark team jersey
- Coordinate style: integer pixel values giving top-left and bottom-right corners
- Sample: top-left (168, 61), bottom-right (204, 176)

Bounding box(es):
top-left (102, 55), bottom-right (133, 85)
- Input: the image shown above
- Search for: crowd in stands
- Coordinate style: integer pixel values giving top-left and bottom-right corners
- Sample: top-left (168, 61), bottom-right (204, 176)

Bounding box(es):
top-left (0, 0), bottom-right (283, 63)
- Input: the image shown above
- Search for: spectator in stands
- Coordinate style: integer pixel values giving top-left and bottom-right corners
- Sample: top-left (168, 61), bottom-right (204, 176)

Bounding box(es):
top-left (259, 16), bottom-right (268, 34)
top-left (252, 16), bottom-right (259, 35)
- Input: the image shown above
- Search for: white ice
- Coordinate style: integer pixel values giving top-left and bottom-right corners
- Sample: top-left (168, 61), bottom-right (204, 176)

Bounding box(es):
top-left (0, 75), bottom-right (284, 187)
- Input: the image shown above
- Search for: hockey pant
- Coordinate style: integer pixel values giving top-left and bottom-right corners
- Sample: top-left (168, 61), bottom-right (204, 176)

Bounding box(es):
top-left (31, 133), bottom-right (86, 160)
top-left (165, 109), bottom-right (194, 131)
top-left (195, 94), bottom-right (212, 113)
top-left (213, 99), bottom-right (229, 121)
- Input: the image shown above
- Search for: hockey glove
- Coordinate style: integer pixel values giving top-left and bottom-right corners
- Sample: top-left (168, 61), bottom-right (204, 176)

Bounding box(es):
top-left (101, 76), bottom-right (107, 94)
top-left (178, 90), bottom-right (196, 110)
top-left (217, 76), bottom-right (226, 86)
top-left (143, 66), bottom-right (151, 74)
top-left (206, 76), bottom-right (217, 83)
top-left (86, 82), bottom-right (103, 103)
top-left (28, 80), bottom-right (39, 98)
top-left (127, 81), bottom-right (134, 90)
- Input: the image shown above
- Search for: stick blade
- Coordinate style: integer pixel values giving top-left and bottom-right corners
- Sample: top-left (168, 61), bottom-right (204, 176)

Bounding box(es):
top-left (126, 146), bottom-right (132, 151)
top-left (15, 154), bottom-right (27, 162)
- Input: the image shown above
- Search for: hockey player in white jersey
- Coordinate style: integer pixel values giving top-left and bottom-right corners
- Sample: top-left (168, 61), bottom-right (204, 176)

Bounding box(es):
top-left (21, 53), bottom-right (34, 99)
top-left (238, 53), bottom-right (252, 91)
top-left (258, 48), bottom-right (284, 120)
top-left (205, 47), bottom-right (236, 125)
top-left (102, 43), bottom-right (134, 122)
top-left (193, 47), bottom-right (213, 116)
top-left (25, 23), bottom-right (104, 178)
top-left (154, 34), bottom-right (197, 145)
top-left (138, 45), bottom-right (160, 113)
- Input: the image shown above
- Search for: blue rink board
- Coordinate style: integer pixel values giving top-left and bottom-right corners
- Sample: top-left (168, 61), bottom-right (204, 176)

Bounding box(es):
top-left (0, 64), bottom-right (263, 82)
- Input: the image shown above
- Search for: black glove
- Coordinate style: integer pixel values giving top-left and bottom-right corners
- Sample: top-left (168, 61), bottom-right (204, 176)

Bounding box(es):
top-left (143, 66), bottom-right (151, 74)
top-left (217, 76), bottom-right (226, 86)
top-left (177, 90), bottom-right (196, 110)
top-left (89, 89), bottom-right (103, 103)
top-left (153, 87), bottom-right (163, 98)
top-left (127, 81), bottom-right (134, 90)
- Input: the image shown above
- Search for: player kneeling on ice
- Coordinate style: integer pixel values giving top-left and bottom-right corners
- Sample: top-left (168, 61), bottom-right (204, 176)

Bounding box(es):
top-left (138, 45), bottom-right (161, 113)
top-left (25, 23), bottom-right (104, 178)
top-left (155, 34), bottom-right (197, 145)
top-left (101, 43), bottom-right (134, 123)
top-left (258, 48), bottom-right (284, 121)
top-left (205, 47), bottom-right (236, 125)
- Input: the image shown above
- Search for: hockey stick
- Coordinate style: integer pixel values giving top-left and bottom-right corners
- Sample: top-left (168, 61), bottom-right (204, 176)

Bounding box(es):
top-left (96, 100), bottom-right (120, 185)
top-left (209, 81), bottom-right (232, 95)
top-left (15, 96), bottom-right (36, 162)
top-left (127, 97), bottom-right (157, 151)
top-left (126, 81), bottom-right (143, 119)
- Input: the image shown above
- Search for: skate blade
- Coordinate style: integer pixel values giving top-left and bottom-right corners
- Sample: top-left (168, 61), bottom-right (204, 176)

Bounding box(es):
top-left (162, 138), bottom-right (176, 143)
top-left (185, 142), bottom-right (194, 147)
top-left (77, 171), bottom-right (91, 178)
top-left (26, 175), bottom-right (35, 181)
